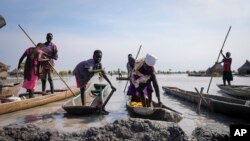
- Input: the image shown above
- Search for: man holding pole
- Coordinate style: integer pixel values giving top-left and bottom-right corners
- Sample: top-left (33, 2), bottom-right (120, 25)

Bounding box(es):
top-left (218, 50), bottom-right (233, 86)
top-left (41, 33), bottom-right (58, 94)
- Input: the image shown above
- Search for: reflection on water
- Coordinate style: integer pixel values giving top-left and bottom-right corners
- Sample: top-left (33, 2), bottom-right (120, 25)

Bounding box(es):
top-left (0, 74), bottom-right (249, 135)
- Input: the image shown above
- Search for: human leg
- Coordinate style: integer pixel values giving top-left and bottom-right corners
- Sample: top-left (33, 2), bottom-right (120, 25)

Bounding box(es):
top-left (138, 84), bottom-right (147, 107)
top-left (41, 69), bottom-right (48, 92)
top-left (27, 89), bottom-right (34, 98)
top-left (47, 69), bottom-right (54, 94)
top-left (228, 71), bottom-right (233, 86)
top-left (80, 87), bottom-right (86, 105)
top-left (223, 80), bottom-right (226, 86)
top-left (222, 71), bottom-right (227, 86)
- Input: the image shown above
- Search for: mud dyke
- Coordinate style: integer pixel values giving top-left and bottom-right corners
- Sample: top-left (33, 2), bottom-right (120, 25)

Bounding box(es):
top-left (0, 118), bottom-right (229, 141)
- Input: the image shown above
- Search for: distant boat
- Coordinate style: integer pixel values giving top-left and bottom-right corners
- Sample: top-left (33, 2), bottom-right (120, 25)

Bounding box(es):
top-left (217, 84), bottom-right (250, 99)
top-left (116, 77), bottom-right (129, 80)
top-left (187, 73), bottom-right (208, 77)
top-left (162, 86), bottom-right (250, 120)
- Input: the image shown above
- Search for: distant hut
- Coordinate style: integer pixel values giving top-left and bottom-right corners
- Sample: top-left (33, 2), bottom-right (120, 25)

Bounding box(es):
top-left (0, 15), bottom-right (6, 28)
top-left (206, 63), bottom-right (223, 76)
top-left (9, 69), bottom-right (23, 76)
top-left (238, 60), bottom-right (250, 75)
top-left (0, 62), bottom-right (9, 79)
top-left (0, 62), bottom-right (8, 72)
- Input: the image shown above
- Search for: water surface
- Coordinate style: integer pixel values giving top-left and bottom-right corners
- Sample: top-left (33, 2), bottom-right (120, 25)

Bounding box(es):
top-left (0, 74), bottom-right (249, 136)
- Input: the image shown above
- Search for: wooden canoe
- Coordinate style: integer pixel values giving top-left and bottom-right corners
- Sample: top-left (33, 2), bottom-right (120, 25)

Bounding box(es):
top-left (217, 84), bottom-right (250, 99)
top-left (126, 99), bottom-right (182, 123)
top-left (116, 77), bottom-right (129, 80)
top-left (162, 86), bottom-right (250, 120)
top-left (0, 86), bottom-right (80, 115)
top-left (62, 83), bottom-right (110, 115)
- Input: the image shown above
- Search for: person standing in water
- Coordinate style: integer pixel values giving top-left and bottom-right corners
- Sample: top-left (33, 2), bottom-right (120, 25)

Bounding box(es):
top-left (218, 50), bottom-right (233, 86)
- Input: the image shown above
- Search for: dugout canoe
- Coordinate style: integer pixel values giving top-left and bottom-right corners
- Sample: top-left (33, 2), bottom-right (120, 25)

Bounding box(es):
top-left (162, 86), bottom-right (250, 120)
top-left (217, 84), bottom-right (250, 99)
top-left (126, 99), bottom-right (182, 123)
top-left (0, 87), bottom-right (80, 115)
top-left (62, 83), bottom-right (110, 115)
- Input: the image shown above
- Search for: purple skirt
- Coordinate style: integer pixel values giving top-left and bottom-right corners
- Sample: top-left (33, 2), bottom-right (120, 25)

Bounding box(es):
top-left (127, 82), bottom-right (153, 97)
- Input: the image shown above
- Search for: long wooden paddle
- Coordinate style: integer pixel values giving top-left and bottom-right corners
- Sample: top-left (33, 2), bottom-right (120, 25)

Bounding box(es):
top-left (101, 89), bottom-right (116, 109)
top-left (18, 24), bottom-right (76, 96)
top-left (123, 45), bottom-right (142, 92)
top-left (207, 26), bottom-right (231, 93)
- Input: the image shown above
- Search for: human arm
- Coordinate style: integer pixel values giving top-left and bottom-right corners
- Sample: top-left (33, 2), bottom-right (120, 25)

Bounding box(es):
top-left (102, 71), bottom-right (116, 91)
top-left (220, 50), bottom-right (226, 59)
top-left (88, 68), bottom-right (104, 73)
top-left (38, 50), bottom-right (50, 62)
top-left (151, 74), bottom-right (161, 105)
top-left (88, 63), bottom-right (107, 74)
top-left (53, 45), bottom-right (58, 60)
top-left (17, 51), bottom-right (27, 70)
top-left (133, 59), bottom-right (145, 77)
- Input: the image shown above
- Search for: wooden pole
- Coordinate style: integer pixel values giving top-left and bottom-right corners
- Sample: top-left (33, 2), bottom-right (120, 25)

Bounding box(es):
top-left (207, 26), bottom-right (231, 93)
top-left (195, 87), bottom-right (209, 106)
top-left (123, 45), bottom-right (142, 92)
top-left (18, 24), bottom-right (76, 96)
top-left (196, 87), bottom-right (204, 114)
top-left (102, 89), bottom-right (116, 109)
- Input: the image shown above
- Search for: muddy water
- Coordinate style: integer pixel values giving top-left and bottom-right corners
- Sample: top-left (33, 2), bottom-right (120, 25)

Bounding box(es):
top-left (0, 74), bottom-right (249, 136)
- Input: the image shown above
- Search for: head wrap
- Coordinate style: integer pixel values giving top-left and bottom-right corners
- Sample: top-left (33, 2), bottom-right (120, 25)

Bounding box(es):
top-left (145, 54), bottom-right (157, 66)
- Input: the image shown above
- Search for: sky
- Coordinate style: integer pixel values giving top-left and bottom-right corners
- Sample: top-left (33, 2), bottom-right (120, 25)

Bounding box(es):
top-left (0, 0), bottom-right (250, 72)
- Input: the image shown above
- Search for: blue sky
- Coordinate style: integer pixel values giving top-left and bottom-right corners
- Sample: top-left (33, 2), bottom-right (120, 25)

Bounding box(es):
top-left (0, 0), bottom-right (250, 72)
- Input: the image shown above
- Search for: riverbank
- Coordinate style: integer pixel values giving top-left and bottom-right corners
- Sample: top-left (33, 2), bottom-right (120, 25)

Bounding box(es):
top-left (0, 118), bottom-right (229, 141)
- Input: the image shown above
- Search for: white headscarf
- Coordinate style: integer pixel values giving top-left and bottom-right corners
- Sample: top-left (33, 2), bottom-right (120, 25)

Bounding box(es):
top-left (145, 54), bottom-right (157, 67)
